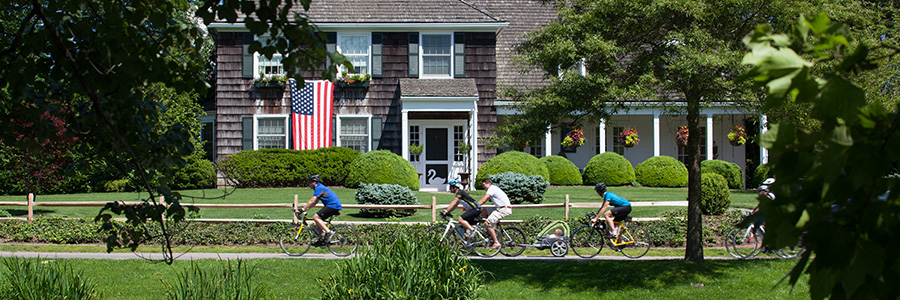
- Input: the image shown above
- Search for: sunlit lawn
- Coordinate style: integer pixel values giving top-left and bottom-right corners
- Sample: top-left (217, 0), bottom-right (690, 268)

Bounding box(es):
top-left (0, 186), bottom-right (760, 222)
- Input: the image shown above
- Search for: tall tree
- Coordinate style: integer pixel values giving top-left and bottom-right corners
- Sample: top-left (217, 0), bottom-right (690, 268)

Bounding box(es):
top-left (502, 0), bottom-right (873, 262)
top-left (0, 0), bottom-right (348, 264)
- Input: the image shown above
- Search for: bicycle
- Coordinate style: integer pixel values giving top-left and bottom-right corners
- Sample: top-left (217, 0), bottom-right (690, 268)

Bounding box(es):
top-left (492, 223), bottom-right (528, 257)
top-left (427, 212), bottom-right (501, 257)
top-left (279, 211), bottom-right (359, 257)
top-left (725, 222), bottom-right (804, 259)
top-left (569, 211), bottom-right (651, 259)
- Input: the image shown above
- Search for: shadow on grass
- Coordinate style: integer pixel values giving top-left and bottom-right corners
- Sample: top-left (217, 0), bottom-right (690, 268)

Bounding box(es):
top-left (0, 209), bottom-right (55, 216)
top-left (472, 259), bottom-right (767, 294)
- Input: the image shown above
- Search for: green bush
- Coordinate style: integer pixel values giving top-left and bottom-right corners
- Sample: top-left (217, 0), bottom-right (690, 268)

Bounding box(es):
top-left (752, 163), bottom-right (771, 188)
top-left (344, 150), bottom-right (419, 190)
top-left (102, 179), bottom-right (132, 192)
top-left (0, 257), bottom-right (100, 300)
top-left (171, 156), bottom-right (216, 190)
top-left (354, 183), bottom-right (420, 217)
top-left (218, 147), bottom-right (359, 188)
top-left (488, 172), bottom-right (549, 204)
top-left (475, 151), bottom-right (549, 189)
top-left (164, 260), bottom-right (270, 300)
top-left (634, 156), bottom-right (688, 187)
top-left (583, 152), bottom-right (635, 186)
top-left (320, 234), bottom-right (484, 299)
top-left (642, 209), bottom-right (743, 247)
top-left (700, 173), bottom-right (732, 215)
top-left (539, 155), bottom-right (583, 185)
top-left (700, 160), bottom-right (743, 189)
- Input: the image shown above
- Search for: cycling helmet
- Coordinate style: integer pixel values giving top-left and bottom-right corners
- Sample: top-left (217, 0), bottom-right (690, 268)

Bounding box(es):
top-left (758, 178), bottom-right (774, 191)
top-left (448, 180), bottom-right (462, 189)
top-left (308, 175), bottom-right (322, 183)
top-left (594, 182), bottom-right (607, 192)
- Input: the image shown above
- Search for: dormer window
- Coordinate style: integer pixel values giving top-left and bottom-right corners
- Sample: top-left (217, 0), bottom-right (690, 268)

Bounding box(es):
top-left (420, 33), bottom-right (452, 78)
top-left (338, 33), bottom-right (370, 74)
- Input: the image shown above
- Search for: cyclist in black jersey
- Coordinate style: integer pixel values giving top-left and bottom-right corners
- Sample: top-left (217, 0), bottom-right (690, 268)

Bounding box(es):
top-left (441, 180), bottom-right (482, 235)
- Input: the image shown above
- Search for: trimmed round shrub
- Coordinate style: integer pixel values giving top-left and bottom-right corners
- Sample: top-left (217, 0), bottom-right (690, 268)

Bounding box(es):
top-left (218, 147), bottom-right (359, 188)
top-left (171, 156), bottom-right (216, 190)
top-left (489, 172), bottom-right (549, 204)
top-left (700, 160), bottom-right (743, 189)
top-left (355, 183), bottom-right (420, 217)
top-left (700, 173), bottom-right (731, 215)
top-left (539, 155), bottom-right (583, 185)
top-left (752, 163), bottom-right (771, 188)
top-left (583, 152), bottom-right (635, 186)
top-left (634, 156), bottom-right (687, 187)
top-left (474, 151), bottom-right (549, 189)
top-left (344, 150), bottom-right (419, 190)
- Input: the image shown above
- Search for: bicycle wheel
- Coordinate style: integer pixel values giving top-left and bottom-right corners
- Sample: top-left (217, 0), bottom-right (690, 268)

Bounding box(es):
top-left (570, 225), bottom-right (603, 258)
top-left (472, 225), bottom-right (501, 257)
top-left (428, 225), bottom-right (465, 254)
top-left (727, 226), bottom-right (761, 258)
top-left (725, 228), bottom-right (740, 258)
top-left (280, 223), bottom-right (314, 256)
top-left (498, 226), bottom-right (527, 257)
top-left (776, 244), bottom-right (805, 258)
top-left (617, 225), bottom-right (651, 258)
top-left (327, 224), bottom-right (359, 257)
top-left (550, 239), bottom-right (568, 257)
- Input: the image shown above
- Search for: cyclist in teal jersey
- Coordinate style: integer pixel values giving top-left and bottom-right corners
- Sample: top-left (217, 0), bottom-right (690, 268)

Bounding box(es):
top-left (590, 182), bottom-right (632, 237)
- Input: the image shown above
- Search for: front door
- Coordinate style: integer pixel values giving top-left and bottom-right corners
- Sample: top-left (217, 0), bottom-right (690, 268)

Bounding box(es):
top-left (423, 127), bottom-right (450, 190)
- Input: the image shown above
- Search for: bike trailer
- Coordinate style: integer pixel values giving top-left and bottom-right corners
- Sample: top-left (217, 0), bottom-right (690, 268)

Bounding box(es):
top-left (536, 220), bottom-right (570, 244)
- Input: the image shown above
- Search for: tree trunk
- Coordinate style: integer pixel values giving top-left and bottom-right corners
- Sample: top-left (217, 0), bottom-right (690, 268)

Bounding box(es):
top-left (684, 97), bottom-right (705, 263)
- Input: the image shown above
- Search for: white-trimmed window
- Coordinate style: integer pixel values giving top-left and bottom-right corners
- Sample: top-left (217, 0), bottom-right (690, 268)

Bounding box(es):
top-left (255, 115), bottom-right (289, 149)
top-left (453, 125), bottom-right (465, 162)
top-left (254, 37), bottom-right (284, 78)
top-left (410, 125), bottom-right (421, 162)
top-left (678, 127), bottom-right (707, 164)
top-left (421, 33), bottom-right (452, 78)
top-left (338, 33), bottom-right (370, 74)
top-left (525, 139), bottom-right (544, 158)
top-left (612, 126), bottom-right (625, 155)
top-left (338, 116), bottom-right (371, 153)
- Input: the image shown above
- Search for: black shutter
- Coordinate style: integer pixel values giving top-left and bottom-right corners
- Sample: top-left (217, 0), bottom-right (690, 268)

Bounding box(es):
top-left (371, 117), bottom-right (383, 150)
top-left (454, 32), bottom-right (465, 78)
top-left (242, 117), bottom-right (253, 150)
top-left (242, 33), bottom-right (254, 78)
top-left (408, 33), bottom-right (419, 78)
top-left (326, 32), bottom-right (337, 68)
top-left (372, 33), bottom-right (383, 78)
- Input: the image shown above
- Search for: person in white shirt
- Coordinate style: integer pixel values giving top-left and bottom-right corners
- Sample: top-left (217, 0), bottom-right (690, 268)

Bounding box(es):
top-left (477, 178), bottom-right (511, 251)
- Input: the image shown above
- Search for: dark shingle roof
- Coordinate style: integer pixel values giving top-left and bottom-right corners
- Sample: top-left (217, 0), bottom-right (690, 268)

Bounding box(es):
top-left (296, 0), bottom-right (502, 23)
top-left (400, 78), bottom-right (478, 97)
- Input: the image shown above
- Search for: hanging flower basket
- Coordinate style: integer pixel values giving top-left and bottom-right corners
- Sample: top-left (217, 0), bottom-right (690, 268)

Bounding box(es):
top-left (728, 125), bottom-right (747, 146)
top-left (676, 125), bottom-right (689, 147)
top-left (561, 127), bottom-right (585, 148)
top-left (619, 128), bottom-right (639, 148)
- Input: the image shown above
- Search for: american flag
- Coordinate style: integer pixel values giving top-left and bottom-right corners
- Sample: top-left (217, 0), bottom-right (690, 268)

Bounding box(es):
top-left (290, 79), bottom-right (334, 150)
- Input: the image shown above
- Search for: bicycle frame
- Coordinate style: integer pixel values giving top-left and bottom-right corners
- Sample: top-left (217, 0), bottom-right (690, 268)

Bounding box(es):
top-left (294, 213), bottom-right (336, 240)
top-left (592, 220), bottom-right (636, 247)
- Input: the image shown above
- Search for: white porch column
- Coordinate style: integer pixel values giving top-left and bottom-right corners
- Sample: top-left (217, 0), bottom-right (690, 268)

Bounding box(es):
top-left (402, 110), bottom-right (409, 161)
top-left (599, 119), bottom-right (606, 154)
top-left (760, 114), bottom-right (768, 164)
top-left (544, 125), bottom-right (552, 157)
top-left (653, 113), bottom-right (661, 157)
top-left (706, 114), bottom-right (714, 160)
top-left (471, 106), bottom-right (479, 181)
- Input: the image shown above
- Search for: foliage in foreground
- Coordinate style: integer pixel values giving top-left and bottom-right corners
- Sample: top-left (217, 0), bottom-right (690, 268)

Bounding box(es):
top-left (164, 259), bottom-right (270, 300)
top-left (320, 234), bottom-right (484, 299)
top-left (0, 257), bottom-right (100, 300)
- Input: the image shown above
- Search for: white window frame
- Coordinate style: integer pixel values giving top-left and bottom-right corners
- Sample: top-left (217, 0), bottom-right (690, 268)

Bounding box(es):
top-left (252, 36), bottom-right (285, 79)
top-left (336, 32), bottom-right (371, 75)
top-left (254, 114), bottom-right (289, 150)
top-left (419, 32), bottom-right (454, 79)
top-left (336, 115), bottom-right (372, 153)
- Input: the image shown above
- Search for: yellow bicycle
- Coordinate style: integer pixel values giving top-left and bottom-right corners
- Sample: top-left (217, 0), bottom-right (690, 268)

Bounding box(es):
top-left (569, 211), bottom-right (651, 258)
top-left (279, 211), bottom-right (359, 257)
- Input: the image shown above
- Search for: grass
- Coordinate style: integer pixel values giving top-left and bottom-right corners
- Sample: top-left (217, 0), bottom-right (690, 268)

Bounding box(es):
top-left (0, 186), bottom-right (761, 222)
top-left (0, 256), bottom-right (810, 300)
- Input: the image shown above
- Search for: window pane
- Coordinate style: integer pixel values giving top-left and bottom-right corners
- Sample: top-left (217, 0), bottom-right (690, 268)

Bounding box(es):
top-left (422, 35), bottom-right (450, 54)
top-left (258, 54), bottom-right (284, 76)
top-left (340, 36), bottom-right (368, 55)
top-left (341, 118), bottom-right (368, 135)
top-left (342, 136), bottom-right (368, 152)
top-left (423, 57), bottom-right (450, 75)
top-left (347, 55), bottom-right (368, 74)
top-left (258, 118), bottom-right (285, 135)
top-left (258, 136), bottom-right (285, 149)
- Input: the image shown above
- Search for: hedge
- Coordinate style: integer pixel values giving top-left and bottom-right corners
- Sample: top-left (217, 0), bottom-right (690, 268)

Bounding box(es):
top-left (474, 151), bottom-right (549, 189)
top-left (700, 173), bottom-right (732, 215)
top-left (539, 156), bottom-right (583, 185)
top-left (583, 152), bottom-right (635, 186)
top-left (752, 163), bottom-right (772, 188)
top-left (355, 183), bottom-right (420, 217)
top-left (171, 156), bottom-right (216, 190)
top-left (700, 160), bottom-right (743, 189)
top-left (634, 156), bottom-right (688, 187)
top-left (344, 150), bottom-right (419, 190)
top-left (218, 147), bottom-right (359, 188)
top-left (488, 172), bottom-right (549, 204)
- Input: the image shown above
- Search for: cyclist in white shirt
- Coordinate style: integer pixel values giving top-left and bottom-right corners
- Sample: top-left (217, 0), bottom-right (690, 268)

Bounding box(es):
top-left (477, 178), bottom-right (511, 251)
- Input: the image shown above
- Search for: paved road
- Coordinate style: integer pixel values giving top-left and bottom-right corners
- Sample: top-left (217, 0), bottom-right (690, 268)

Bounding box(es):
top-left (0, 251), bottom-right (732, 261)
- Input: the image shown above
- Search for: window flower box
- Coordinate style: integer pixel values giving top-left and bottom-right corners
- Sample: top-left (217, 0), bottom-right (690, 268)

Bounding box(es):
top-left (336, 72), bottom-right (371, 88)
top-left (251, 73), bottom-right (288, 88)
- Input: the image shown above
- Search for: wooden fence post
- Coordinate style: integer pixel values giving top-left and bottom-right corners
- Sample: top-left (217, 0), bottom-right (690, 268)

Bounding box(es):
top-left (565, 194), bottom-right (570, 220)
top-left (293, 194), bottom-right (299, 224)
top-left (432, 196), bottom-right (437, 223)
top-left (27, 193), bottom-right (34, 222)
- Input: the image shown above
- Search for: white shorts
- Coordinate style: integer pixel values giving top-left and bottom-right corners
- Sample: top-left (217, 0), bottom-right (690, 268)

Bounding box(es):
top-left (486, 207), bottom-right (511, 225)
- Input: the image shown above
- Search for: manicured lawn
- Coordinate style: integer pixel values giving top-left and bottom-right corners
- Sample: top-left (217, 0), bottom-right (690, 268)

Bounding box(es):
top-left (0, 256), bottom-right (809, 299)
top-left (0, 186), bottom-right (760, 222)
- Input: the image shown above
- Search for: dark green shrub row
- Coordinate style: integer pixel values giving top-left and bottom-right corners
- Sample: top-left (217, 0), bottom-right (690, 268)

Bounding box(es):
top-left (344, 150), bottom-right (418, 190)
top-left (635, 156), bottom-right (688, 187)
top-left (540, 155), bottom-right (583, 185)
top-left (700, 160), bottom-right (743, 189)
top-left (171, 156), bottom-right (217, 190)
top-left (475, 151), bottom-right (549, 190)
top-left (700, 173), bottom-right (732, 215)
top-left (583, 152), bottom-right (635, 186)
top-left (218, 147), bottom-right (359, 188)
top-left (354, 183), bottom-right (419, 217)
top-left (488, 172), bottom-right (549, 204)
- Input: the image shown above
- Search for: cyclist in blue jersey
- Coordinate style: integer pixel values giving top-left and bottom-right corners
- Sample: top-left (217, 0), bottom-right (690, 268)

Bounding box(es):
top-left (294, 175), bottom-right (343, 242)
top-left (590, 182), bottom-right (632, 237)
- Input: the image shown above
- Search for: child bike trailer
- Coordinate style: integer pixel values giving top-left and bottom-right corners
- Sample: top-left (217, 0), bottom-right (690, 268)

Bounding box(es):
top-left (535, 220), bottom-right (570, 257)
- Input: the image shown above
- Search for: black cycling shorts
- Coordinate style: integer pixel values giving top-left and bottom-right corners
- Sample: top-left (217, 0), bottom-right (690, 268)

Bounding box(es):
top-left (611, 206), bottom-right (632, 221)
top-left (460, 208), bottom-right (482, 224)
top-left (316, 207), bottom-right (341, 219)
